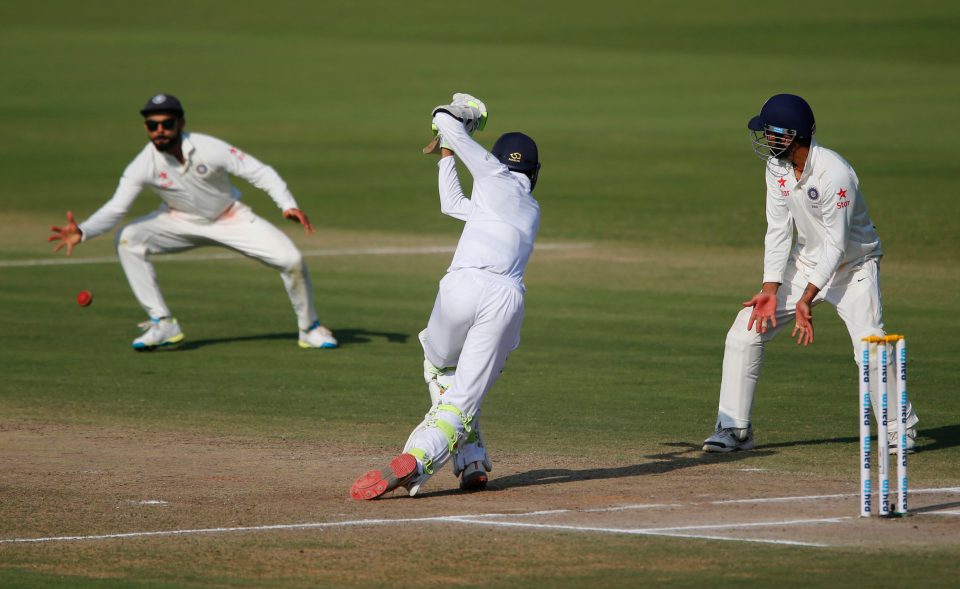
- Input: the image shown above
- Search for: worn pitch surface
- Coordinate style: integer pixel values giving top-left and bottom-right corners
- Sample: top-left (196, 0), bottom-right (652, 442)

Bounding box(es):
top-left (3, 423), bottom-right (957, 553)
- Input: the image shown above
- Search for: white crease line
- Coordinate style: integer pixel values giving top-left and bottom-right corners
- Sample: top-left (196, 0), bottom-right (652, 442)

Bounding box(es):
top-left (454, 509), bottom-right (571, 519)
top-left (927, 511), bottom-right (960, 516)
top-left (634, 517), bottom-right (850, 533)
top-left (464, 504), bottom-right (681, 518)
top-left (909, 487), bottom-right (960, 494)
top-left (715, 493), bottom-right (851, 505)
top-left (581, 504), bottom-right (683, 513)
top-left (443, 517), bottom-right (838, 548)
top-left (4, 488), bottom-right (955, 547)
top-left (0, 512), bottom-right (842, 547)
top-left (650, 532), bottom-right (827, 548)
top-left (712, 486), bottom-right (960, 506)
top-left (0, 515), bottom-right (463, 545)
top-left (0, 242), bottom-right (593, 269)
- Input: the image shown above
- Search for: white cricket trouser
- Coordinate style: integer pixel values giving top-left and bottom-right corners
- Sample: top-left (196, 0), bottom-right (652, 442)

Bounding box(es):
top-left (718, 257), bottom-right (918, 429)
top-left (115, 202), bottom-right (318, 330)
top-left (404, 269), bottom-right (524, 470)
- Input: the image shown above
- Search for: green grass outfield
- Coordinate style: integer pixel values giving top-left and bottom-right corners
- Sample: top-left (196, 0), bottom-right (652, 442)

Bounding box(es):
top-left (1, 1), bottom-right (959, 587)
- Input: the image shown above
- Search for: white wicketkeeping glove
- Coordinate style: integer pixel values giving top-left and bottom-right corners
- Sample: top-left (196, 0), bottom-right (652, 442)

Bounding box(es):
top-left (424, 93), bottom-right (488, 154)
top-left (432, 92), bottom-right (488, 133)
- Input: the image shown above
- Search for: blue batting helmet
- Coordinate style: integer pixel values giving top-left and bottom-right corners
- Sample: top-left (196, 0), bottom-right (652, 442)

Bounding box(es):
top-left (749, 94), bottom-right (816, 165)
top-left (748, 94), bottom-right (816, 140)
top-left (492, 132), bottom-right (540, 189)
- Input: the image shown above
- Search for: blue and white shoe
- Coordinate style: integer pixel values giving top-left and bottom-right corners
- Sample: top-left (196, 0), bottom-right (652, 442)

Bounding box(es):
top-left (298, 321), bottom-right (338, 349)
top-left (132, 318), bottom-right (184, 351)
top-left (702, 425), bottom-right (755, 453)
top-left (888, 427), bottom-right (918, 455)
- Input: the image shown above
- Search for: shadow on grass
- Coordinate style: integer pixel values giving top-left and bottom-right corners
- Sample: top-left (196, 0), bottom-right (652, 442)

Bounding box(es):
top-left (914, 424), bottom-right (960, 453)
top-left (334, 328), bottom-right (409, 345)
top-left (747, 423), bottom-right (960, 453)
top-left (174, 327), bottom-right (409, 351)
top-left (176, 332), bottom-right (296, 351)
top-left (911, 500), bottom-right (960, 514)
top-left (417, 425), bottom-right (960, 497)
top-left (417, 443), bottom-right (773, 496)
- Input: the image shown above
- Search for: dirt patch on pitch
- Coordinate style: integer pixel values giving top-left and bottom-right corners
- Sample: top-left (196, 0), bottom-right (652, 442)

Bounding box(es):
top-left (1, 421), bottom-right (958, 581)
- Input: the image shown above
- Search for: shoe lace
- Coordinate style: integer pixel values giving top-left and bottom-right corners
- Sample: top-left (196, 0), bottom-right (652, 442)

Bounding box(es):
top-left (137, 320), bottom-right (155, 332)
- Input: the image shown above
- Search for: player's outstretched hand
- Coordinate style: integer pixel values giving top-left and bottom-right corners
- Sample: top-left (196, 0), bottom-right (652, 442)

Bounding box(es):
top-left (49, 210), bottom-right (82, 256)
top-left (283, 208), bottom-right (314, 236)
top-left (791, 301), bottom-right (814, 346)
top-left (743, 292), bottom-right (777, 334)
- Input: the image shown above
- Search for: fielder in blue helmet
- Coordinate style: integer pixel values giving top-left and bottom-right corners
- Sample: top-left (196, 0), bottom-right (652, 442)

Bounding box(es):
top-left (702, 93), bottom-right (920, 454)
top-left (748, 93), bottom-right (816, 174)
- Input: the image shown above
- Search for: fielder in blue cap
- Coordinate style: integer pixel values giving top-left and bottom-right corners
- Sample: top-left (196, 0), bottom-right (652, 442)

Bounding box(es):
top-left (49, 93), bottom-right (339, 351)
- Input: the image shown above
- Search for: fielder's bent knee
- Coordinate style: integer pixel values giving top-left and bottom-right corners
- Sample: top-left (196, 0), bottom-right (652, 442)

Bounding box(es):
top-left (276, 251), bottom-right (304, 273)
top-left (115, 224), bottom-right (148, 256)
top-left (725, 322), bottom-right (760, 352)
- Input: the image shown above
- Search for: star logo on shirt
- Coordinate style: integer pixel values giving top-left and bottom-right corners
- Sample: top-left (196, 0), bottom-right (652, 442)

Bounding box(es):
top-left (777, 178), bottom-right (787, 188)
top-left (837, 188), bottom-right (847, 198)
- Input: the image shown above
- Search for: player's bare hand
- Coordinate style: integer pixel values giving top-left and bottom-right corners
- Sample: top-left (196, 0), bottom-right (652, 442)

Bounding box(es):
top-left (743, 293), bottom-right (777, 334)
top-left (791, 301), bottom-right (814, 346)
top-left (283, 208), bottom-right (314, 236)
top-left (49, 210), bottom-right (82, 256)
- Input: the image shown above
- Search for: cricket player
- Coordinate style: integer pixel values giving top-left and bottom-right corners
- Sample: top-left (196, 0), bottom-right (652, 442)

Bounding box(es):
top-left (350, 93), bottom-right (541, 499)
top-left (702, 93), bottom-right (918, 452)
top-left (48, 94), bottom-right (338, 351)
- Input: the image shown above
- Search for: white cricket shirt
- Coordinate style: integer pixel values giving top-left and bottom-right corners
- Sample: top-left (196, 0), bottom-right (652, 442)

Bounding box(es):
top-left (433, 113), bottom-right (541, 290)
top-left (79, 132), bottom-right (298, 240)
top-left (762, 139), bottom-right (882, 289)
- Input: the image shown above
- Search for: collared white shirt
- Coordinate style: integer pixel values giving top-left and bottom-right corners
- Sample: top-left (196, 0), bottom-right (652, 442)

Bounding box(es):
top-left (762, 139), bottom-right (882, 289)
top-left (433, 113), bottom-right (540, 290)
top-left (79, 132), bottom-right (298, 240)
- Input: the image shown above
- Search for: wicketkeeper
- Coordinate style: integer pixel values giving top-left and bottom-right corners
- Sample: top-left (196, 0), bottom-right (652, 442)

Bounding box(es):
top-left (350, 93), bottom-right (541, 499)
top-left (703, 94), bottom-right (919, 452)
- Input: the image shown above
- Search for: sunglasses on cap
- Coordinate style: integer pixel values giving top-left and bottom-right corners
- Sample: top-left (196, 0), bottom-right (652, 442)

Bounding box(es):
top-left (145, 118), bottom-right (178, 131)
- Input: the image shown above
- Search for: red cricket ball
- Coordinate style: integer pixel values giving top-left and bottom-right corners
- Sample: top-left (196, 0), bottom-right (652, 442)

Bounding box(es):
top-left (77, 290), bottom-right (93, 307)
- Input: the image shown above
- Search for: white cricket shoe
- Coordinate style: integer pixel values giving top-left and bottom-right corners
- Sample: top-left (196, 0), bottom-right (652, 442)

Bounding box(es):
top-left (887, 427), bottom-right (917, 454)
top-left (298, 321), bottom-right (338, 349)
top-left (702, 425), bottom-right (755, 453)
top-left (132, 318), bottom-right (184, 351)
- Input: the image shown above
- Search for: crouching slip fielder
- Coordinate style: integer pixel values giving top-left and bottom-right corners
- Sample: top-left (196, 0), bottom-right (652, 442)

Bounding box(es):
top-left (350, 93), bottom-right (541, 499)
top-left (703, 94), bottom-right (918, 452)
top-left (49, 94), bottom-right (337, 350)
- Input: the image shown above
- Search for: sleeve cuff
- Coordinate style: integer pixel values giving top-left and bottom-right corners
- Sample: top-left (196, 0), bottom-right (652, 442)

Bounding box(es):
top-left (807, 273), bottom-right (829, 290)
top-left (275, 193), bottom-right (298, 211)
top-left (762, 273), bottom-right (784, 284)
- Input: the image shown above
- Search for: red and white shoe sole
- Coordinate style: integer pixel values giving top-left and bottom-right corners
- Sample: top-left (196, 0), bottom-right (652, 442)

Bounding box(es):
top-left (350, 454), bottom-right (418, 500)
